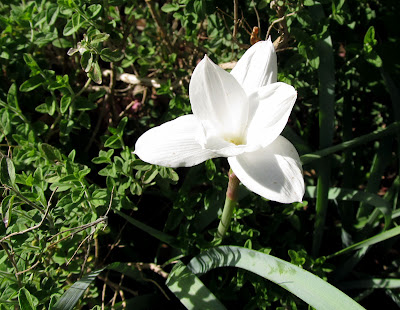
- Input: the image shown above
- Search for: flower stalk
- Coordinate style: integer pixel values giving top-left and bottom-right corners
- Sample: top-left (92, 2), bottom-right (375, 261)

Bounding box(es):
top-left (216, 169), bottom-right (240, 239)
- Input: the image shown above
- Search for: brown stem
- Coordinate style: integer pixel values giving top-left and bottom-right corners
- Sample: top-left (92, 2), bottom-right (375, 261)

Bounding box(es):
top-left (145, 0), bottom-right (173, 52)
top-left (1, 242), bottom-right (22, 287)
top-left (227, 170), bottom-right (240, 201)
top-left (233, 0), bottom-right (239, 40)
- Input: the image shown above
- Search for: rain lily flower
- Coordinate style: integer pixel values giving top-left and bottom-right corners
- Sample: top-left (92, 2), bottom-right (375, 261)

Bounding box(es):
top-left (135, 38), bottom-right (304, 203)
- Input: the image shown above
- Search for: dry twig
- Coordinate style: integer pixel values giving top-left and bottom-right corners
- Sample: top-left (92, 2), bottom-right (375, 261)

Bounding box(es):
top-left (233, 0), bottom-right (239, 40)
top-left (145, 0), bottom-right (173, 52)
top-left (0, 187), bottom-right (57, 243)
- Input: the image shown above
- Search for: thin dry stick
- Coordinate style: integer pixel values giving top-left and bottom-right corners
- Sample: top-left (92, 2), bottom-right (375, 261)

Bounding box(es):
top-left (145, 0), bottom-right (172, 52)
top-left (94, 235), bottom-right (100, 267)
top-left (80, 239), bottom-right (91, 277)
top-left (98, 275), bottom-right (138, 296)
top-left (102, 203), bottom-right (132, 264)
top-left (61, 187), bottom-right (114, 265)
top-left (47, 216), bottom-right (107, 246)
top-left (66, 230), bottom-right (93, 266)
top-left (0, 187), bottom-right (56, 243)
top-left (135, 262), bottom-right (170, 300)
top-left (0, 242), bottom-right (21, 287)
top-left (114, 84), bottom-right (134, 93)
top-left (85, 92), bottom-right (108, 153)
top-left (48, 187), bottom-right (112, 243)
top-left (101, 271), bottom-right (109, 310)
top-left (2, 184), bottom-right (55, 228)
top-left (233, 0), bottom-right (239, 40)
top-left (111, 274), bottom-right (125, 308)
top-left (16, 260), bottom-right (40, 275)
top-left (134, 262), bottom-right (169, 279)
top-left (266, 6), bottom-right (297, 51)
top-left (219, 62), bottom-right (237, 70)
top-left (75, 78), bottom-right (92, 98)
top-left (118, 289), bottom-right (126, 309)
top-left (104, 186), bottom-right (114, 217)
top-left (240, 11), bottom-right (255, 35)
top-left (0, 129), bottom-right (13, 162)
top-left (102, 235), bottom-right (122, 264)
top-left (118, 87), bottom-right (148, 119)
top-left (266, 11), bottom-right (296, 39)
top-left (109, 63), bottom-right (118, 123)
top-left (251, 0), bottom-right (261, 34)
top-left (138, 272), bottom-right (170, 300)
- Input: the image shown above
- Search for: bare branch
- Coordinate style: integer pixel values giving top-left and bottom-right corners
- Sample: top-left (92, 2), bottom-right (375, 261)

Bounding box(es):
top-left (233, 0), bottom-right (239, 40)
top-left (16, 260), bottom-right (40, 275)
top-left (0, 187), bottom-right (55, 243)
top-left (266, 11), bottom-right (296, 40)
top-left (145, 0), bottom-right (173, 52)
top-left (98, 275), bottom-right (138, 297)
top-left (134, 262), bottom-right (169, 279)
top-left (0, 242), bottom-right (22, 287)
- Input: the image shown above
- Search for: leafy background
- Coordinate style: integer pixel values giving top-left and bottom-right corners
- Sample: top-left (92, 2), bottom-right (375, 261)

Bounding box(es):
top-left (0, 0), bottom-right (400, 309)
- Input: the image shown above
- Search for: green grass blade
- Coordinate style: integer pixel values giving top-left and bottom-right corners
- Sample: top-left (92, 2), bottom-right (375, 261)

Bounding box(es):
top-left (309, 2), bottom-right (335, 257)
top-left (357, 138), bottom-right (392, 219)
top-left (331, 247), bottom-right (369, 283)
top-left (339, 96), bottom-right (355, 231)
top-left (188, 246), bottom-right (365, 310)
top-left (282, 127), bottom-right (312, 155)
top-left (305, 186), bottom-right (391, 229)
top-left (385, 289), bottom-right (400, 306)
top-left (53, 268), bottom-right (106, 310)
top-left (327, 225), bottom-right (400, 259)
top-left (384, 175), bottom-right (400, 208)
top-left (166, 261), bottom-right (227, 310)
top-left (300, 122), bottom-right (400, 165)
top-left (339, 278), bottom-right (400, 290)
top-left (115, 210), bottom-right (179, 248)
top-left (313, 172), bottom-right (330, 256)
top-left (331, 176), bottom-right (399, 281)
top-left (392, 208), bottom-right (400, 219)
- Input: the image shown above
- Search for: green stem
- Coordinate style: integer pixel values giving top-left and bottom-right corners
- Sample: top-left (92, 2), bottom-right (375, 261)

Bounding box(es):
top-left (216, 169), bottom-right (239, 239)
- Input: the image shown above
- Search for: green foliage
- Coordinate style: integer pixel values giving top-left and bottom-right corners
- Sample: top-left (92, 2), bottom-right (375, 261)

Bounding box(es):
top-left (169, 246), bottom-right (365, 310)
top-left (0, 0), bottom-right (400, 309)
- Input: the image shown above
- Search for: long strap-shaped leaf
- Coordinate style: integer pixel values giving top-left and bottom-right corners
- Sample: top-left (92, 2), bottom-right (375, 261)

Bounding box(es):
top-left (327, 225), bottom-right (400, 259)
top-left (183, 246), bottom-right (365, 310)
top-left (166, 261), bottom-right (227, 310)
top-left (53, 262), bottom-right (163, 310)
top-left (115, 210), bottom-right (180, 248)
top-left (309, 2), bottom-right (335, 257)
top-left (53, 267), bottom-right (106, 310)
top-left (305, 186), bottom-right (392, 229)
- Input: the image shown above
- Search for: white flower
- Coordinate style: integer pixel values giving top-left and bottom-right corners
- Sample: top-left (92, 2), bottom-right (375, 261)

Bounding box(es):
top-left (135, 39), bottom-right (305, 203)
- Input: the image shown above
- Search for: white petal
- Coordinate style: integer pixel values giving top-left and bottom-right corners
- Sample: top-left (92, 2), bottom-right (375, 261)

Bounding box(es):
top-left (246, 82), bottom-right (297, 148)
top-left (189, 55), bottom-right (249, 139)
top-left (228, 136), bottom-right (304, 203)
top-left (230, 38), bottom-right (277, 94)
top-left (135, 115), bottom-right (219, 168)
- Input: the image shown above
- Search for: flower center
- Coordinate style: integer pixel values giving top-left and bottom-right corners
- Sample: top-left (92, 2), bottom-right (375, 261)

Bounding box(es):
top-left (224, 135), bottom-right (246, 146)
